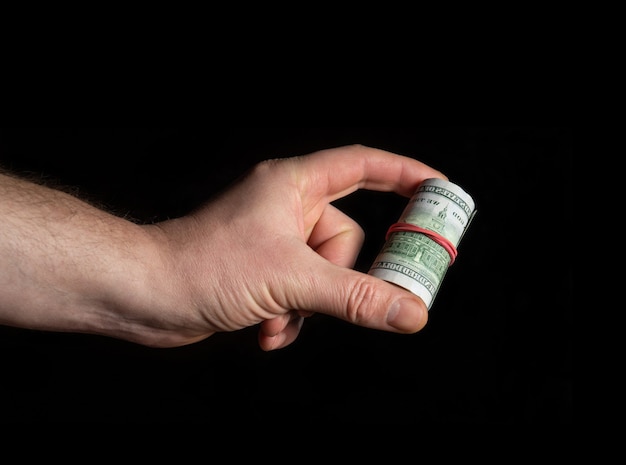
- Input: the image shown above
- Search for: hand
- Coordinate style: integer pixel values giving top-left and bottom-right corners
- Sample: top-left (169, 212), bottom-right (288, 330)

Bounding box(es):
top-left (148, 144), bottom-right (447, 349)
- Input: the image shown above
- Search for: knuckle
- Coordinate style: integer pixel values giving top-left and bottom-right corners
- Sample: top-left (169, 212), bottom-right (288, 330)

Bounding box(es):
top-left (345, 276), bottom-right (380, 324)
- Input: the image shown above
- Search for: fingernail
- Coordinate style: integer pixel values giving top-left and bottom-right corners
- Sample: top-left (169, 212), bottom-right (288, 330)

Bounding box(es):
top-left (387, 298), bottom-right (425, 332)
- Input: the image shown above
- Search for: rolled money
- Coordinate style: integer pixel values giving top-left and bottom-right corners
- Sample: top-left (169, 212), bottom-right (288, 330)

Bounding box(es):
top-left (368, 178), bottom-right (476, 310)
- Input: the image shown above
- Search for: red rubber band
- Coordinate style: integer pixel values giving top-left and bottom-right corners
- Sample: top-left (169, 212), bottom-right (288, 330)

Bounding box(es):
top-left (386, 222), bottom-right (458, 265)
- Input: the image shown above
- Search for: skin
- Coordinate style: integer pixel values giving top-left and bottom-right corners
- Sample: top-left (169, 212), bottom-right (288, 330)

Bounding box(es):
top-left (0, 144), bottom-right (447, 350)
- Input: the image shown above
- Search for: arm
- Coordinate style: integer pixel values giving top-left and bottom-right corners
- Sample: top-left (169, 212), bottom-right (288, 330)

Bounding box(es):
top-left (0, 145), bottom-right (447, 350)
top-left (0, 169), bottom-right (184, 345)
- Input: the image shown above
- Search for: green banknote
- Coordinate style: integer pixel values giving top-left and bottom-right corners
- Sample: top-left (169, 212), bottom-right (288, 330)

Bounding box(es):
top-left (368, 178), bottom-right (476, 309)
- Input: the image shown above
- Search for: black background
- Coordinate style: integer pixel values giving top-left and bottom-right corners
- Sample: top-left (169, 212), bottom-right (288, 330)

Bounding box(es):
top-left (0, 127), bottom-right (572, 424)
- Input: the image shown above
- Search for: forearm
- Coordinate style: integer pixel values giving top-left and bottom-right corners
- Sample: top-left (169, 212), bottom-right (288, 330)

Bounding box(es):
top-left (0, 171), bottom-right (174, 343)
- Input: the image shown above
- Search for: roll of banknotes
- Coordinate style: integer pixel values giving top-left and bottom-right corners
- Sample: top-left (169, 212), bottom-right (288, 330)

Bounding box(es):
top-left (368, 178), bottom-right (476, 310)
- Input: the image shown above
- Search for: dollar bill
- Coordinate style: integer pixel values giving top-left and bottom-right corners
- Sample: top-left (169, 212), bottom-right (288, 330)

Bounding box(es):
top-left (368, 178), bottom-right (476, 309)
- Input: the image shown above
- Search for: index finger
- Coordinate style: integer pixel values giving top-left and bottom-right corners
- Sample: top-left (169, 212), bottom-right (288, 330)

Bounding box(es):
top-left (295, 144), bottom-right (448, 202)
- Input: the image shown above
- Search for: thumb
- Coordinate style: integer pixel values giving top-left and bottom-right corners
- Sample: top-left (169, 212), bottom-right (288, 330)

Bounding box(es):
top-left (297, 262), bottom-right (429, 334)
